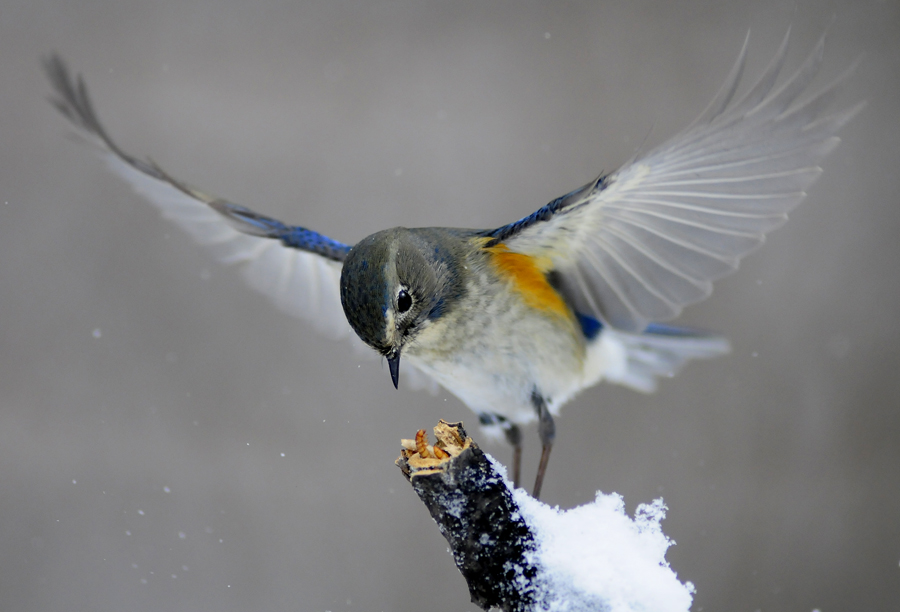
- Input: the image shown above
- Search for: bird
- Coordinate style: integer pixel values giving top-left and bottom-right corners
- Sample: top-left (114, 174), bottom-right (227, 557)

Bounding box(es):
top-left (45, 31), bottom-right (861, 498)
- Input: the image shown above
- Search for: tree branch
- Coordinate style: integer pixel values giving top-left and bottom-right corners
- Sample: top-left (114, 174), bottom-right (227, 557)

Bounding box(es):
top-left (397, 421), bottom-right (538, 611)
top-left (396, 420), bottom-right (695, 612)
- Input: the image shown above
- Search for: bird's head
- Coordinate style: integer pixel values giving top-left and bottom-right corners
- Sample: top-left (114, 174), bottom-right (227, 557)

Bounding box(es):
top-left (340, 227), bottom-right (466, 388)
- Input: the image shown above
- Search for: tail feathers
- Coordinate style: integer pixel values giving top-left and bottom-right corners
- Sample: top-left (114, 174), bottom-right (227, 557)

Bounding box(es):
top-left (603, 325), bottom-right (730, 393)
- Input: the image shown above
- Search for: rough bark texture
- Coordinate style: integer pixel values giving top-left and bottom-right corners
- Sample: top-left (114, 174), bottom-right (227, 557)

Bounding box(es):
top-left (396, 422), bottom-right (540, 612)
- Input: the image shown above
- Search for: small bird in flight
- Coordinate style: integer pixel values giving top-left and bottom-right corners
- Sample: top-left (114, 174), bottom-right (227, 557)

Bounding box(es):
top-left (45, 31), bottom-right (860, 498)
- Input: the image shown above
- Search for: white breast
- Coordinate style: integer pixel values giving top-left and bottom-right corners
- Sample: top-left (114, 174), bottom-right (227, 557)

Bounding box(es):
top-left (403, 267), bottom-right (611, 426)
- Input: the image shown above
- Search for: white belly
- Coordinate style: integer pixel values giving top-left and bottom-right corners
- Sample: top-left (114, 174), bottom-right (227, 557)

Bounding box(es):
top-left (402, 273), bottom-right (627, 426)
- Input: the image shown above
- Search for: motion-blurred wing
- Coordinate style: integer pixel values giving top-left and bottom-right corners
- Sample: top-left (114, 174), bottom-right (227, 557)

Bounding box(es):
top-left (44, 54), bottom-right (352, 339)
top-left (487, 32), bottom-right (863, 332)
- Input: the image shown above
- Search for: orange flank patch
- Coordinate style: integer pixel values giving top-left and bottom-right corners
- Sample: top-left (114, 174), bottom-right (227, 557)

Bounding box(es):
top-left (483, 242), bottom-right (572, 322)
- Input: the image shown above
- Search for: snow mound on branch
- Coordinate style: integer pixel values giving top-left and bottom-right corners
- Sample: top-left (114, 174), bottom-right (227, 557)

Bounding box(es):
top-left (513, 488), bottom-right (694, 612)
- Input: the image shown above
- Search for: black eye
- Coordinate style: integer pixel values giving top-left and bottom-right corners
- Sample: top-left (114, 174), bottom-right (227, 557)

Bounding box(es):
top-left (397, 289), bottom-right (412, 314)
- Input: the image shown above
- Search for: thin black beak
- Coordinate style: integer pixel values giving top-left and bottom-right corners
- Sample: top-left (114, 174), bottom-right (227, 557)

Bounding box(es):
top-left (387, 350), bottom-right (401, 389)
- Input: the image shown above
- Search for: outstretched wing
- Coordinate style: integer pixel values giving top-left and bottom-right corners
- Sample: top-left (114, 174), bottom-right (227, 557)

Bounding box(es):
top-left (44, 54), bottom-right (353, 339)
top-left (485, 32), bottom-right (864, 332)
top-left (46, 55), bottom-right (442, 393)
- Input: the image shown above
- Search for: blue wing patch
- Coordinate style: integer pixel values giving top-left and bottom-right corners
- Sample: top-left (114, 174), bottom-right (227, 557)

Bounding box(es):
top-left (576, 312), bottom-right (604, 340)
top-left (481, 174), bottom-right (607, 246)
top-left (211, 201), bottom-right (351, 262)
top-left (575, 316), bottom-right (720, 343)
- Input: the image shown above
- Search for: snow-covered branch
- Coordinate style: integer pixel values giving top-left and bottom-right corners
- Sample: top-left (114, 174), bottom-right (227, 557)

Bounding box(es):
top-left (396, 421), bottom-right (694, 612)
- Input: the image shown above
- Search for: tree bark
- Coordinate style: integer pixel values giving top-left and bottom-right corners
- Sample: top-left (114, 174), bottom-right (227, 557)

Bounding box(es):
top-left (396, 421), bottom-right (540, 612)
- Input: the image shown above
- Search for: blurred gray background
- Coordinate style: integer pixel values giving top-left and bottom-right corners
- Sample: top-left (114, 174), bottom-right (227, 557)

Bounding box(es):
top-left (1, 0), bottom-right (897, 610)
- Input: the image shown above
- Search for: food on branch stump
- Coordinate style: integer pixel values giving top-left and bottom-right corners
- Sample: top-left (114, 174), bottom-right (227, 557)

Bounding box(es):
top-left (397, 420), bottom-right (540, 611)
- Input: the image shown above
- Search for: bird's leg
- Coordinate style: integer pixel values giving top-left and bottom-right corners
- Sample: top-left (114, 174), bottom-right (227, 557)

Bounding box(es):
top-left (503, 423), bottom-right (523, 489)
top-left (532, 393), bottom-right (555, 500)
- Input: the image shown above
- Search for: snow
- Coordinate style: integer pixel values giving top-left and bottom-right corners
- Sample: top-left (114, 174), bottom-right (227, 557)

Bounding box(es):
top-left (511, 486), bottom-right (694, 612)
